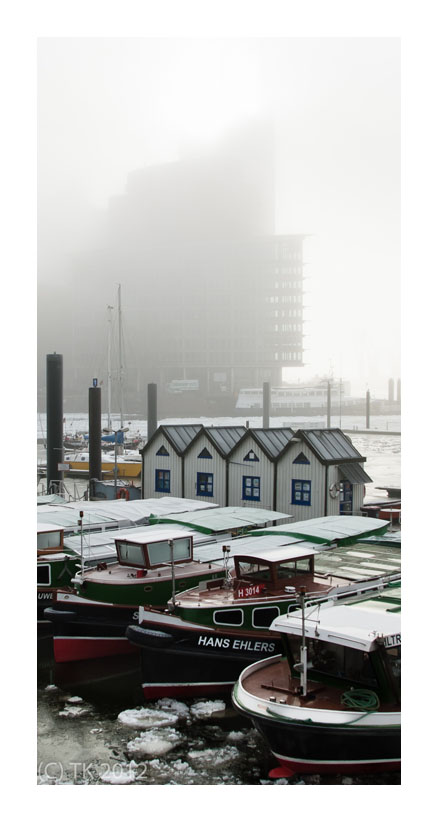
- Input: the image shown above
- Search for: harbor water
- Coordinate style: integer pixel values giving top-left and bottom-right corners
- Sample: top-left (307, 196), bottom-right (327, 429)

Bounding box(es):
top-left (37, 415), bottom-right (401, 785)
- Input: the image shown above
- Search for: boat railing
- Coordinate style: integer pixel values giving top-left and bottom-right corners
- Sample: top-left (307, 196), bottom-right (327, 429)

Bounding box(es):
top-left (37, 479), bottom-right (87, 502)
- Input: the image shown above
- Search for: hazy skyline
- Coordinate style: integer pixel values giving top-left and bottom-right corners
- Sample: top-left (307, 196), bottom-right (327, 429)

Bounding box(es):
top-left (38, 37), bottom-right (400, 398)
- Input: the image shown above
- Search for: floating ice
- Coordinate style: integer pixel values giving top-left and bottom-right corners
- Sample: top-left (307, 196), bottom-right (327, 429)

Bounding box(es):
top-left (127, 728), bottom-right (183, 757)
top-left (187, 745), bottom-right (240, 769)
top-left (226, 730), bottom-right (246, 742)
top-left (100, 767), bottom-right (136, 784)
top-left (58, 704), bottom-right (89, 718)
top-left (44, 684), bottom-right (58, 692)
top-left (118, 707), bottom-right (178, 729)
top-left (156, 698), bottom-right (190, 718)
top-left (66, 696), bottom-right (83, 704)
top-left (189, 700), bottom-right (226, 719)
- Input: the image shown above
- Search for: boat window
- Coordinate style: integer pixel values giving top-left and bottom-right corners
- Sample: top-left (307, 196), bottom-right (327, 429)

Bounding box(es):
top-left (252, 606), bottom-right (280, 628)
top-left (37, 564), bottom-right (51, 585)
top-left (117, 542), bottom-right (147, 566)
top-left (147, 537), bottom-right (191, 566)
top-left (37, 531), bottom-right (62, 550)
top-left (236, 562), bottom-right (272, 582)
top-left (285, 636), bottom-right (377, 687)
top-left (277, 559), bottom-right (312, 579)
top-left (384, 646), bottom-right (401, 692)
top-left (213, 609), bottom-right (243, 627)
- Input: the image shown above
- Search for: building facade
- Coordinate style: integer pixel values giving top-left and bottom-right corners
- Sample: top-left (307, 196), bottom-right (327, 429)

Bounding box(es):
top-left (141, 425), bottom-right (372, 519)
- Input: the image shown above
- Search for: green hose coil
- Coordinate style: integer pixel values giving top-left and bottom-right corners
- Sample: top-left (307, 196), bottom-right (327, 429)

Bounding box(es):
top-left (341, 689), bottom-right (381, 710)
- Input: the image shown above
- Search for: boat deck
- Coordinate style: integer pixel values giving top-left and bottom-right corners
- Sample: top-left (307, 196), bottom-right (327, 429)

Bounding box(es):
top-left (177, 573), bottom-right (352, 607)
top-left (241, 659), bottom-right (396, 713)
top-left (82, 560), bottom-right (223, 586)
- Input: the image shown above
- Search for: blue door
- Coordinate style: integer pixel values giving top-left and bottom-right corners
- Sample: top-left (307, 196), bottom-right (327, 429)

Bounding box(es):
top-left (339, 480), bottom-right (353, 514)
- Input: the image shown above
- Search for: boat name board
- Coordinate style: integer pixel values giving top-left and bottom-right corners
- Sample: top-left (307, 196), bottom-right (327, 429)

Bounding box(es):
top-left (383, 633), bottom-right (401, 648)
top-left (237, 583), bottom-right (266, 599)
top-left (197, 635), bottom-right (276, 653)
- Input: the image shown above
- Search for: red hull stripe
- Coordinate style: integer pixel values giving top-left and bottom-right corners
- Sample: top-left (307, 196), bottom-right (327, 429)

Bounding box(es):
top-left (274, 753), bottom-right (401, 776)
top-left (53, 636), bottom-right (136, 663)
top-left (142, 681), bottom-right (234, 699)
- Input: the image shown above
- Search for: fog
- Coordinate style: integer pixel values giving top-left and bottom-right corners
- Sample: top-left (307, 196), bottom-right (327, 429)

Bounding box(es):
top-left (38, 38), bottom-right (400, 413)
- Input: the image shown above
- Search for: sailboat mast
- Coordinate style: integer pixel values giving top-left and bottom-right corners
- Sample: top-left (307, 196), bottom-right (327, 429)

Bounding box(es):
top-left (107, 304), bottom-right (113, 428)
top-left (118, 284), bottom-right (123, 428)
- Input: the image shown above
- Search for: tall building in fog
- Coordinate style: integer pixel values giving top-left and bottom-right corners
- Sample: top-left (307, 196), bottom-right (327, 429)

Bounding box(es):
top-left (38, 123), bottom-right (305, 414)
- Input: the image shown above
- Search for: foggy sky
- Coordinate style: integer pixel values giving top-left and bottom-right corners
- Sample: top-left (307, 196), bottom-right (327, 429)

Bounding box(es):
top-left (38, 37), bottom-right (400, 397)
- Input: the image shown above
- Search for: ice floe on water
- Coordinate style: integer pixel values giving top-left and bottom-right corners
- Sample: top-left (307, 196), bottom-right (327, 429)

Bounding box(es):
top-left (226, 730), bottom-right (246, 742)
top-left (156, 698), bottom-right (190, 719)
top-left (66, 696), bottom-right (83, 704)
top-left (100, 767), bottom-right (137, 785)
top-left (189, 700), bottom-right (226, 719)
top-left (126, 728), bottom-right (184, 757)
top-left (187, 745), bottom-right (240, 769)
top-left (58, 704), bottom-right (90, 718)
top-left (118, 707), bottom-right (179, 729)
top-left (118, 699), bottom-right (225, 730)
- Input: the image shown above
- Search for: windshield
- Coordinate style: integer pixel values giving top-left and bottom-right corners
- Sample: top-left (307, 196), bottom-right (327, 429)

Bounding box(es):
top-left (285, 635), bottom-right (378, 687)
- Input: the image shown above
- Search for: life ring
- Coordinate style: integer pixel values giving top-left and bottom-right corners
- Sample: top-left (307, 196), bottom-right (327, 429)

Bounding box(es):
top-left (329, 483), bottom-right (340, 499)
top-left (117, 488), bottom-right (130, 500)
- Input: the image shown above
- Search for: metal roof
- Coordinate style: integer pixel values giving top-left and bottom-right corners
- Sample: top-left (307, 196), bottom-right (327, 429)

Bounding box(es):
top-left (40, 498), bottom-right (218, 526)
top-left (161, 425), bottom-right (203, 454)
top-left (63, 523), bottom-right (211, 555)
top-left (37, 509), bottom-right (120, 528)
top-left (231, 544), bottom-right (322, 564)
top-left (114, 526), bottom-right (195, 544)
top-left (269, 584), bottom-right (401, 651)
top-left (193, 534), bottom-right (322, 563)
top-left (340, 462), bottom-right (373, 484)
top-left (37, 522), bottom-right (64, 533)
top-left (250, 428), bottom-right (295, 460)
top-left (251, 515), bottom-right (388, 545)
top-left (205, 426), bottom-right (247, 456)
top-left (151, 506), bottom-right (290, 534)
top-left (297, 429), bottom-right (366, 464)
top-left (37, 494), bottom-right (68, 506)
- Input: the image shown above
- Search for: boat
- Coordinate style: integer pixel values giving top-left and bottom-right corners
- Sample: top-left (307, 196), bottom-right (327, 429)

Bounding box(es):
top-left (63, 450), bottom-right (142, 478)
top-left (42, 506), bottom-right (292, 662)
top-left (37, 522), bottom-right (119, 621)
top-left (89, 478), bottom-right (142, 501)
top-left (231, 581), bottom-right (401, 776)
top-left (361, 499), bottom-right (401, 524)
top-left (125, 516), bottom-right (400, 698)
top-left (44, 527), bottom-right (226, 661)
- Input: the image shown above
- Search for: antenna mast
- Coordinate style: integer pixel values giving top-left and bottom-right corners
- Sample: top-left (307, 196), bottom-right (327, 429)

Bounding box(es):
top-left (117, 284), bottom-right (123, 428)
top-left (107, 304), bottom-right (113, 428)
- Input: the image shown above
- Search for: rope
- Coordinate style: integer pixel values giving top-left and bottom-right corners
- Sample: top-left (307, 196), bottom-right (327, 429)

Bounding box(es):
top-left (341, 689), bottom-right (380, 711)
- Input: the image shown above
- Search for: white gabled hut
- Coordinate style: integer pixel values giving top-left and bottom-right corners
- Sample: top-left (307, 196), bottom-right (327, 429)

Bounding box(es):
top-left (276, 428), bottom-right (372, 521)
top-left (140, 425), bottom-right (202, 499)
top-left (183, 426), bottom-right (247, 506)
top-left (227, 428), bottom-right (294, 510)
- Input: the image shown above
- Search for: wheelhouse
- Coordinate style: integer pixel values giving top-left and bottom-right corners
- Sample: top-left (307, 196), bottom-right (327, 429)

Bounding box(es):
top-left (232, 544), bottom-right (321, 593)
top-left (270, 585), bottom-right (401, 703)
top-left (37, 523), bottom-right (64, 555)
top-left (115, 529), bottom-right (193, 570)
